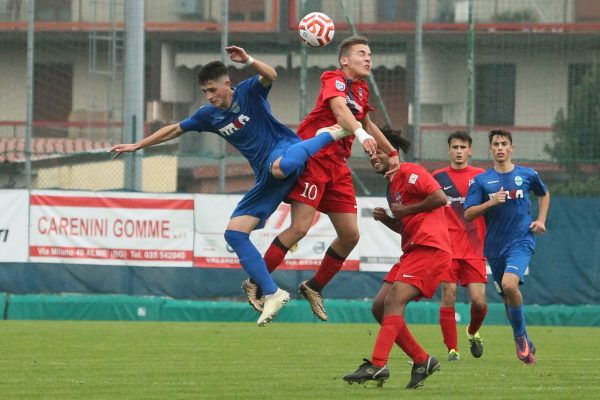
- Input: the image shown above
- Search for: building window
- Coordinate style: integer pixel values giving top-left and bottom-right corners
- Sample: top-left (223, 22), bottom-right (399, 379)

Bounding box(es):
top-left (475, 64), bottom-right (515, 126)
top-left (230, 0), bottom-right (266, 22)
top-left (35, 0), bottom-right (71, 22)
top-left (568, 64), bottom-right (592, 110)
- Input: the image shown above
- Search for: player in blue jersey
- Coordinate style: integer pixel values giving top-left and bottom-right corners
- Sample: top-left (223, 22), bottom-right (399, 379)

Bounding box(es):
top-left (464, 130), bottom-right (550, 365)
top-left (108, 45), bottom-right (368, 326)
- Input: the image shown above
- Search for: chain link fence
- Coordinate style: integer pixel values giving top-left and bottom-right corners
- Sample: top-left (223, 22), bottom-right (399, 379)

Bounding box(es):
top-left (1, 0), bottom-right (599, 196)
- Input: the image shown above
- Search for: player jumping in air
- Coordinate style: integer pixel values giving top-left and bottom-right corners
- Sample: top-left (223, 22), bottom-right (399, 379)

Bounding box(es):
top-left (241, 36), bottom-right (400, 321)
top-left (109, 46), bottom-right (351, 326)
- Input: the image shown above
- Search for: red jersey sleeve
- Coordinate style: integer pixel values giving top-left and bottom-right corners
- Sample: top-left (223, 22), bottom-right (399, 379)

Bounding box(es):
top-left (405, 164), bottom-right (442, 197)
top-left (320, 71), bottom-right (349, 103)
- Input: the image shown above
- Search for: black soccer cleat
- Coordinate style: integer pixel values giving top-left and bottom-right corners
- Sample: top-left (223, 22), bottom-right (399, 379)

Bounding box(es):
top-left (405, 355), bottom-right (440, 389)
top-left (467, 328), bottom-right (484, 358)
top-left (343, 359), bottom-right (390, 387)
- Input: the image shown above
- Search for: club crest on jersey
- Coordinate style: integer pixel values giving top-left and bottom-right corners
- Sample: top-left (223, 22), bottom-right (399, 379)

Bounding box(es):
top-left (358, 87), bottom-right (363, 100)
top-left (394, 191), bottom-right (402, 203)
top-left (231, 102), bottom-right (240, 113)
top-left (219, 114), bottom-right (250, 136)
top-left (514, 176), bottom-right (523, 186)
top-left (335, 80), bottom-right (346, 91)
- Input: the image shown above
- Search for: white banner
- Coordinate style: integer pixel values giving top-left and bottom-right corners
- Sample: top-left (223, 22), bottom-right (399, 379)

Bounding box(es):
top-left (194, 194), bottom-right (360, 270)
top-left (192, 194), bottom-right (407, 271)
top-left (357, 197), bottom-right (402, 272)
top-left (0, 190), bottom-right (29, 262)
top-left (29, 190), bottom-right (194, 266)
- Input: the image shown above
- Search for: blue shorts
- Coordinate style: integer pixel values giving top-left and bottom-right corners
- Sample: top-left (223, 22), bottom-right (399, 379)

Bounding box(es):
top-left (231, 138), bottom-right (304, 229)
top-left (487, 243), bottom-right (533, 296)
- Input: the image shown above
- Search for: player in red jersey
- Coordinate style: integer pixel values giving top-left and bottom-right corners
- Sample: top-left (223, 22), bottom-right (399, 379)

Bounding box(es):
top-left (432, 131), bottom-right (488, 361)
top-left (344, 128), bottom-right (450, 389)
top-left (241, 36), bottom-right (400, 319)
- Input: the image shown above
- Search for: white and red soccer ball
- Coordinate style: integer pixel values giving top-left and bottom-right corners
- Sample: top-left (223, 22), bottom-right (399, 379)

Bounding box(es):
top-left (298, 12), bottom-right (335, 47)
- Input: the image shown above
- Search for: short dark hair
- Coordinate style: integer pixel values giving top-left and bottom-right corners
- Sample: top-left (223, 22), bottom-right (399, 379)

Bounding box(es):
top-left (198, 61), bottom-right (229, 85)
top-left (338, 35), bottom-right (369, 63)
top-left (447, 130), bottom-right (472, 146)
top-left (379, 125), bottom-right (411, 154)
top-left (488, 129), bottom-right (512, 144)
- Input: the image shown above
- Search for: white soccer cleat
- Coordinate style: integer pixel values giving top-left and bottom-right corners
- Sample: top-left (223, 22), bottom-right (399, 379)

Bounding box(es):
top-left (257, 288), bottom-right (290, 327)
top-left (316, 124), bottom-right (352, 141)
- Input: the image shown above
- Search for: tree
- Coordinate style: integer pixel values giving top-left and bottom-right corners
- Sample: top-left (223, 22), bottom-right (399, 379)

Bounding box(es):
top-left (545, 66), bottom-right (600, 176)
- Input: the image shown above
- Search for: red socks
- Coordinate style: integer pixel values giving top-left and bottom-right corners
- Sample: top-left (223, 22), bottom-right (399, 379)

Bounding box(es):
top-left (468, 304), bottom-right (488, 336)
top-left (439, 306), bottom-right (458, 351)
top-left (371, 315), bottom-right (428, 367)
top-left (312, 248), bottom-right (345, 289)
top-left (263, 237), bottom-right (289, 273)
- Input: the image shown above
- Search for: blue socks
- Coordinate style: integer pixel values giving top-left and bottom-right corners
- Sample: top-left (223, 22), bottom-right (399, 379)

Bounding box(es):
top-left (279, 134), bottom-right (333, 177)
top-left (508, 304), bottom-right (527, 337)
top-left (224, 230), bottom-right (277, 295)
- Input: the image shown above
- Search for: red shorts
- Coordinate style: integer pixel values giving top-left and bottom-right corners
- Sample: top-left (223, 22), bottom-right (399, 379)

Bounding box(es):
top-left (442, 259), bottom-right (488, 286)
top-left (286, 156), bottom-right (357, 214)
top-left (384, 246), bottom-right (452, 300)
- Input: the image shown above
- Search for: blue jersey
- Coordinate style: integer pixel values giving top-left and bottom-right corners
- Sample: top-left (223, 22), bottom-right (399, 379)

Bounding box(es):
top-left (464, 165), bottom-right (547, 259)
top-left (179, 75), bottom-right (299, 175)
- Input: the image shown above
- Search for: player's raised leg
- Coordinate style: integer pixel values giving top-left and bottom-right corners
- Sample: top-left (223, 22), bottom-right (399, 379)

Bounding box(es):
top-left (273, 124), bottom-right (351, 179)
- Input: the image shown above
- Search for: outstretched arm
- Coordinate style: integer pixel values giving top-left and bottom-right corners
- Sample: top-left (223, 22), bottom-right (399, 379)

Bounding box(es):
top-left (108, 123), bottom-right (184, 158)
top-left (225, 45), bottom-right (277, 87)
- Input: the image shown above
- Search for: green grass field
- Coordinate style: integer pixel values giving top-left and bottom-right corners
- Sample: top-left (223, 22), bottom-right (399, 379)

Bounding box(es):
top-left (1, 321), bottom-right (598, 399)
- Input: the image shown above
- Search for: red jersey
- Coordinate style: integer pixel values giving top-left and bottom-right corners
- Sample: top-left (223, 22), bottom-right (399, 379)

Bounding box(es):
top-left (296, 69), bottom-right (373, 161)
top-left (432, 165), bottom-right (486, 260)
top-left (386, 163), bottom-right (451, 254)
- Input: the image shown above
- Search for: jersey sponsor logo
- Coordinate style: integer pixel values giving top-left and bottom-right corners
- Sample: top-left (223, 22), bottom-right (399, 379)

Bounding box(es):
top-left (345, 97), bottom-right (363, 114)
top-left (394, 191), bottom-right (402, 203)
top-left (408, 173), bottom-right (419, 184)
top-left (335, 80), bottom-right (346, 91)
top-left (447, 195), bottom-right (465, 204)
top-left (443, 185), bottom-right (453, 190)
top-left (514, 176), bottom-right (523, 186)
top-left (358, 87), bottom-right (363, 100)
top-left (487, 180), bottom-right (500, 184)
top-left (402, 273), bottom-right (415, 278)
top-left (218, 114), bottom-right (250, 136)
top-left (468, 179), bottom-right (475, 186)
top-left (488, 189), bottom-right (525, 200)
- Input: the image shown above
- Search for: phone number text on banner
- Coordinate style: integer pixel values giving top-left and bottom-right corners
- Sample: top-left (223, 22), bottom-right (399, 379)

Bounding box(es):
top-left (29, 191), bottom-right (195, 266)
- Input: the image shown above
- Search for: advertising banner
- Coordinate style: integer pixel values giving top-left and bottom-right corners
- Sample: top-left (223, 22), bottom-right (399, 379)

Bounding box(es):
top-left (194, 194), bottom-right (360, 270)
top-left (356, 197), bottom-right (402, 272)
top-left (193, 194), bottom-right (405, 271)
top-left (29, 191), bottom-right (194, 266)
top-left (0, 190), bottom-right (29, 262)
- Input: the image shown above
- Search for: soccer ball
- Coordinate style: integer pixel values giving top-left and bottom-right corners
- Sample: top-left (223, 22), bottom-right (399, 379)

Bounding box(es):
top-left (298, 12), bottom-right (335, 48)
